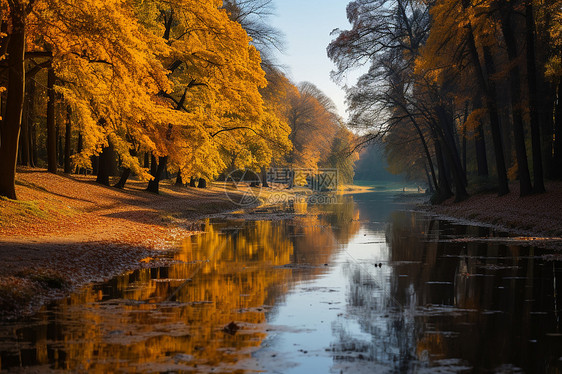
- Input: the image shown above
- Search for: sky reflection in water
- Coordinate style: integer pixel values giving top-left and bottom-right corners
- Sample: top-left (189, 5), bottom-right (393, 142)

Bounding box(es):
top-left (0, 191), bottom-right (561, 373)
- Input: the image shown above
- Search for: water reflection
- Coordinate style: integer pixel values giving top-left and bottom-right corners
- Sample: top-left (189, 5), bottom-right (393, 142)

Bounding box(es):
top-left (1, 192), bottom-right (562, 373)
top-left (0, 198), bottom-right (359, 372)
top-left (331, 210), bottom-right (562, 373)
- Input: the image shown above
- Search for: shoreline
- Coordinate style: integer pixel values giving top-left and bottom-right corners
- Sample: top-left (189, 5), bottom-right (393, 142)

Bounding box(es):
top-left (2, 173), bottom-right (562, 319)
top-left (0, 169), bottom-right (255, 319)
top-left (415, 180), bottom-right (562, 248)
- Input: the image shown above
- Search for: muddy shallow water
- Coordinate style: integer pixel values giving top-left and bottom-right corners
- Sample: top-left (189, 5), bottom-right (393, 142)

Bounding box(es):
top-left (1, 191), bottom-right (562, 373)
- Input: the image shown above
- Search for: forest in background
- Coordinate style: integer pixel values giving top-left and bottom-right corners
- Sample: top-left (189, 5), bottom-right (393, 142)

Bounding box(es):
top-left (329, 0), bottom-right (562, 202)
top-left (0, 0), bottom-right (357, 200)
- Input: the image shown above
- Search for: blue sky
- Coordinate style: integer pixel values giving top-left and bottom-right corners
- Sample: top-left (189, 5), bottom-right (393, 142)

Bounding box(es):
top-left (270, 0), bottom-right (356, 119)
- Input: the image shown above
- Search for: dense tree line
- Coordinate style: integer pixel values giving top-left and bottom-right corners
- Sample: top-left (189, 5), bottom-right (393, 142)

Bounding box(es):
top-left (329, 0), bottom-right (562, 202)
top-left (0, 0), bottom-right (354, 200)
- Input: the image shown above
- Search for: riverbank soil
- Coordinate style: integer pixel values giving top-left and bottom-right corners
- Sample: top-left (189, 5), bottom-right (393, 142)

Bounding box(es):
top-left (420, 180), bottom-right (562, 238)
top-left (0, 168), bottom-right (244, 318)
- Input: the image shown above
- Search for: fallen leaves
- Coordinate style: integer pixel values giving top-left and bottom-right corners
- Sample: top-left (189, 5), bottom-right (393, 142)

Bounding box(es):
top-left (0, 169), bottom-right (243, 319)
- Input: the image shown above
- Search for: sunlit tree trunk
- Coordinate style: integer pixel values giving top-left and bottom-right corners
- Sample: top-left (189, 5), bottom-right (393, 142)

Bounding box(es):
top-left (0, 3), bottom-right (26, 199)
top-left (46, 66), bottom-right (57, 174)
top-left (29, 79), bottom-right (37, 168)
top-left (64, 106), bottom-right (72, 173)
top-left (19, 88), bottom-right (30, 166)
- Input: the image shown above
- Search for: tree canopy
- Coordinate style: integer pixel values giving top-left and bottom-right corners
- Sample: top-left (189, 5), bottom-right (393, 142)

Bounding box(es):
top-left (329, 0), bottom-right (562, 200)
top-left (0, 0), bottom-right (353, 199)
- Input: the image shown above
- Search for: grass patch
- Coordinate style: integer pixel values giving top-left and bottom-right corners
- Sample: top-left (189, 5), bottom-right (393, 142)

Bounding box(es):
top-left (0, 195), bottom-right (78, 227)
top-left (0, 197), bottom-right (49, 226)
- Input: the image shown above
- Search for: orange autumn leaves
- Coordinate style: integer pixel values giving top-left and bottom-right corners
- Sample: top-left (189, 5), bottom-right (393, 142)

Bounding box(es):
top-left (1, 0), bottom-right (290, 183)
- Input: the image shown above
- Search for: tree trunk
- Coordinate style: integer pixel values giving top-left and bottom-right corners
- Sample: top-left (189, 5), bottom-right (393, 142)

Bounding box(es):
top-left (554, 81), bottom-right (562, 178)
top-left (0, 4), bottom-right (26, 199)
top-left (261, 167), bottom-right (269, 188)
top-left (114, 148), bottom-right (137, 189)
top-left (96, 144), bottom-right (112, 186)
top-left (57, 120), bottom-right (63, 167)
top-left (464, 16), bottom-right (509, 195)
top-left (27, 79), bottom-right (36, 168)
top-left (500, 11), bottom-right (533, 196)
top-left (434, 138), bottom-right (453, 202)
top-left (525, 1), bottom-right (545, 193)
top-left (425, 164), bottom-right (435, 193)
top-left (395, 103), bottom-right (440, 192)
top-left (198, 178), bottom-right (207, 188)
top-left (114, 168), bottom-right (131, 189)
top-left (175, 173), bottom-right (183, 186)
top-left (46, 67), bottom-right (57, 174)
top-left (91, 155), bottom-right (98, 175)
top-left (146, 156), bottom-right (167, 193)
top-left (471, 96), bottom-right (489, 177)
top-left (19, 88), bottom-right (30, 166)
top-left (482, 46), bottom-right (510, 195)
top-left (64, 106), bottom-right (72, 173)
top-left (75, 132), bottom-right (83, 174)
top-left (437, 126), bottom-right (469, 202)
top-left (150, 154), bottom-right (158, 176)
top-left (189, 177), bottom-right (197, 187)
top-left (436, 106), bottom-right (467, 189)
top-left (540, 82), bottom-right (555, 178)
top-left (143, 152), bottom-right (149, 168)
top-left (462, 132), bottom-right (467, 178)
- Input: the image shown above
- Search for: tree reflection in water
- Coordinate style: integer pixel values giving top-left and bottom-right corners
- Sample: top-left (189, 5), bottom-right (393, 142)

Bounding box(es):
top-left (331, 210), bottom-right (562, 373)
top-left (1, 193), bottom-right (561, 372)
top-left (0, 198), bottom-right (360, 372)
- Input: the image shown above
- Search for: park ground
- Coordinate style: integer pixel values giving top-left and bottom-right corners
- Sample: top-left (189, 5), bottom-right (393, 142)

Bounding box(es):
top-left (1, 169), bottom-right (562, 318)
top-left (419, 181), bottom-right (562, 240)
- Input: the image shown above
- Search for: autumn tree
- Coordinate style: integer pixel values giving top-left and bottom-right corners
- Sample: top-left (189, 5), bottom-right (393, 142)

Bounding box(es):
top-left (0, 0), bottom-right (29, 199)
top-left (328, 0), bottom-right (466, 200)
top-left (285, 82), bottom-right (340, 169)
top-left (323, 126), bottom-right (358, 184)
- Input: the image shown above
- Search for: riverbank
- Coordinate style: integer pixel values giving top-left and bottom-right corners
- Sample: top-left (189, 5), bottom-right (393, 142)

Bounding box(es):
top-left (418, 180), bottom-right (562, 242)
top-left (0, 168), bottom-right (251, 319)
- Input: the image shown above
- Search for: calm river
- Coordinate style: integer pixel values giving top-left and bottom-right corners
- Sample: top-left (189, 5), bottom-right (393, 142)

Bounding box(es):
top-left (1, 190), bottom-right (562, 373)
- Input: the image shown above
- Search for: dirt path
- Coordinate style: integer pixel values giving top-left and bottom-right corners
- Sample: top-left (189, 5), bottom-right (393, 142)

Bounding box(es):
top-left (0, 169), bottom-right (244, 318)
